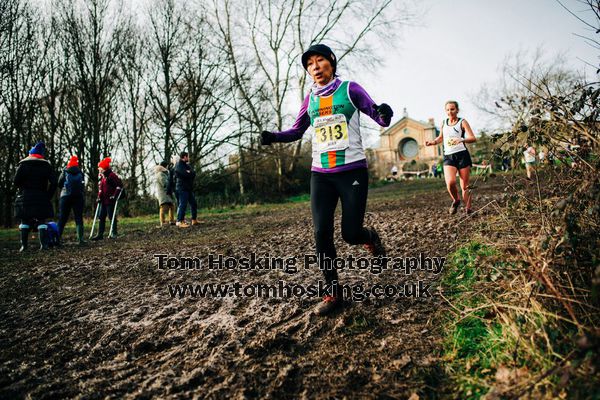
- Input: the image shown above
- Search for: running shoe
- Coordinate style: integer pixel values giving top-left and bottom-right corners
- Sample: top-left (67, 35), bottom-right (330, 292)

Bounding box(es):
top-left (449, 200), bottom-right (460, 215)
top-left (364, 228), bottom-right (386, 257)
top-left (314, 295), bottom-right (343, 316)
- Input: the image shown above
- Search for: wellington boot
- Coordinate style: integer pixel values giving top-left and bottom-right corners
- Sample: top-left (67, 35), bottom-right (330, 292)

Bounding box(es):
top-left (38, 227), bottom-right (49, 250)
top-left (76, 225), bottom-right (86, 245)
top-left (19, 228), bottom-right (30, 252)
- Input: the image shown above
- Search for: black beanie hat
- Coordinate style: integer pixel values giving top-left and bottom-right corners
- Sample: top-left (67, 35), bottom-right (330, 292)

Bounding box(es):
top-left (301, 44), bottom-right (337, 73)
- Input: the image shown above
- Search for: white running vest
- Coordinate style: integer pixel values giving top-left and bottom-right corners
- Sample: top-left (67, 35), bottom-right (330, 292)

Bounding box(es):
top-left (442, 118), bottom-right (468, 155)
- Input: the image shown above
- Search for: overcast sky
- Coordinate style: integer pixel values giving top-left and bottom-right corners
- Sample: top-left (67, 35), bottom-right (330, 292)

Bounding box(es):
top-left (361, 0), bottom-right (596, 135)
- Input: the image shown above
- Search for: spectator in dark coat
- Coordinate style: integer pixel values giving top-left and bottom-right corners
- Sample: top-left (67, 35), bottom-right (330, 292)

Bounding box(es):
top-left (91, 157), bottom-right (123, 240)
top-left (14, 141), bottom-right (57, 251)
top-left (57, 155), bottom-right (86, 244)
top-left (174, 151), bottom-right (198, 228)
top-left (167, 161), bottom-right (176, 199)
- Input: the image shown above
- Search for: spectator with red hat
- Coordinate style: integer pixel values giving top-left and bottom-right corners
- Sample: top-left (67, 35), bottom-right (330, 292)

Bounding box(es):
top-left (14, 141), bottom-right (57, 251)
top-left (91, 157), bottom-right (123, 240)
top-left (57, 155), bottom-right (86, 245)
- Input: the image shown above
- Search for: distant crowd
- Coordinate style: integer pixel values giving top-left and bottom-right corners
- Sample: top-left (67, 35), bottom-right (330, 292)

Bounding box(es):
top-left (13, 141), bottom-right (202, 251)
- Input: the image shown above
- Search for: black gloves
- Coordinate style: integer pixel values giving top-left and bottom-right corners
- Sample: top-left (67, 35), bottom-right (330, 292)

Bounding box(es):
top-left (374, 103), bottom-right (393, 122)
top-left (261, 131), bottom-right (276, 145)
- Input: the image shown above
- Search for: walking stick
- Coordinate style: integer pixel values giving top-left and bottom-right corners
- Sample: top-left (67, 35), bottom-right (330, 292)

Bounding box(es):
top-left (89, 200), bottom-right (101, 239)
top-left (109, 189), bottom-right (124, 238)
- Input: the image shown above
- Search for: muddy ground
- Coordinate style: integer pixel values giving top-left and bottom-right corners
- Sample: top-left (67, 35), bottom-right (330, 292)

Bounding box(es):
top-left (0, 178), bottom-right (505, 399)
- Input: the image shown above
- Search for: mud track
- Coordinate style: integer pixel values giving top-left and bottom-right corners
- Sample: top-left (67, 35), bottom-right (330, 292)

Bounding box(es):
top-left (0, 179), bottom-right (504, 399)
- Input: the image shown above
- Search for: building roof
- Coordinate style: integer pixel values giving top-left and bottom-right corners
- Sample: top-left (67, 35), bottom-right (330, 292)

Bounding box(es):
top-left (381, 116), bottom-right (436, 136)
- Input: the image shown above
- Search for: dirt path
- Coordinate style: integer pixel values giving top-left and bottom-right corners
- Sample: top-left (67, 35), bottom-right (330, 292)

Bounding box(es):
top-left (0, 179), bottom-right (504, 399)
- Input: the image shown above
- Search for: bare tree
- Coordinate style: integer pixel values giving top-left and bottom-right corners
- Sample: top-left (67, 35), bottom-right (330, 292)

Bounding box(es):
top-left (210, 0), bottom-right (415, 192)
top-left (177, 12), bottom-right (234, 172)
top-left (146, 0), bottom-right (188, 162)
top-left (556, 0), bottom-right (600, 72)
top-left (34, 15), bottom-right (70, 171)
top-left (117, 24), bottom-right (150, 198)
top-left (476, 50), bottom-right (576, 129)
top-left (0, 0), bottom-right (49, 226)
top-left (56, 0), bottom-right (132, 187)
top-left (210, 0), bottom-right (271, 195)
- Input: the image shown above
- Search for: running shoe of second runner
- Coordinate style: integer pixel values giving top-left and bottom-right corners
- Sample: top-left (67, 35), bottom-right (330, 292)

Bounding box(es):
top-left (364, 228), bottom-right (386, 257)
top-left (449, 200), bottom-right (460, 215)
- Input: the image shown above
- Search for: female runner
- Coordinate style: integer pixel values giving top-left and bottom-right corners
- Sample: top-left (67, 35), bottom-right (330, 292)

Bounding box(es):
top-left (425, 101), bottom-right (477, 214)
top-left (261, 44), bottom-right (393, 315)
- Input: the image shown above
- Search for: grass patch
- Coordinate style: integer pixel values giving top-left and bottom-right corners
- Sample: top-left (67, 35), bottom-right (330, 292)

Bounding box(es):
top-left (441, 241), bottom-right (496, 294)
top-left (285, 193), bottom-right (310, 203)
top-left (438, 240), bottom-right (596, 399)
top-left (440, 241), bottom-right (512, 399)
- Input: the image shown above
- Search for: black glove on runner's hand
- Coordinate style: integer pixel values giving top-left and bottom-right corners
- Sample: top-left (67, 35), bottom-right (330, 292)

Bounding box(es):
top-left (373, 103), bottom-right (393, 123)
top-left (261, 131), bottom-right (276, 145)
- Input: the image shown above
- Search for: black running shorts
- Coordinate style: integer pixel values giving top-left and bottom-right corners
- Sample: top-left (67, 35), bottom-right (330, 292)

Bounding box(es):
top-left (443, 150), bottom-right (472, 170)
